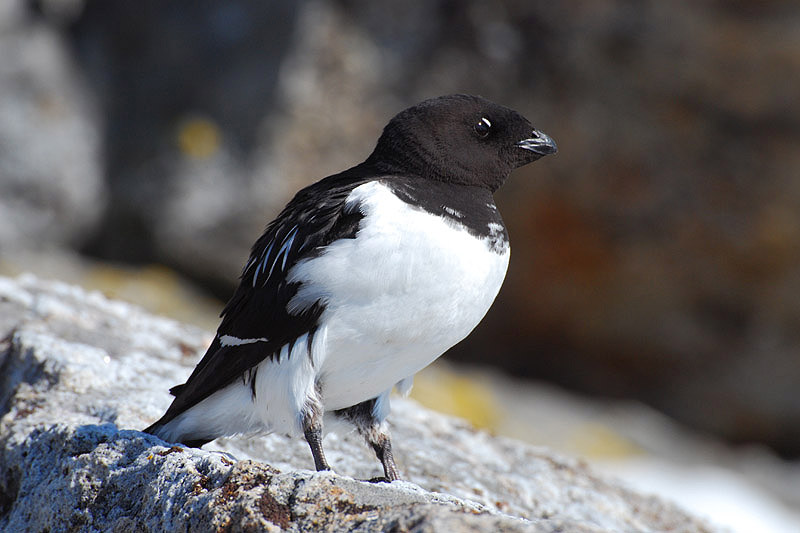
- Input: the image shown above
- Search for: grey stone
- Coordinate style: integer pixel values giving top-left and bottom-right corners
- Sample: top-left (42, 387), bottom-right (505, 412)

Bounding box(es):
top-left (0, 1), bottom-right (104, 253)
top-left (0, 275), bottom-right (715, 532)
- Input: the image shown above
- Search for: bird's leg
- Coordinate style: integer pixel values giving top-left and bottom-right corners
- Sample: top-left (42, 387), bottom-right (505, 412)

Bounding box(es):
top-left (335, 398), bottom-right (400, 481)
top-left (369, 431), bottom-right (399, 482)
top-left (302, 399), bottom-right (330, 472)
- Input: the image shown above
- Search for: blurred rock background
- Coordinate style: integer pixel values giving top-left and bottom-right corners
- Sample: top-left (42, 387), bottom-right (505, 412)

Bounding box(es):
top-left (2, 0), bottom-right (799, 465)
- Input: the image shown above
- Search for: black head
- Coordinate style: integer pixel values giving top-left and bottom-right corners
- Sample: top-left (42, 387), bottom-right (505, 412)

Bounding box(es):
top-left (366, 94), bottom-right (556, 192)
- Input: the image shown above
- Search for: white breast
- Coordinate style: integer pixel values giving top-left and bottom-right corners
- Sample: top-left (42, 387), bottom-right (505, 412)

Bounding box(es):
top-left (288, 181), bottom-right (510, 409)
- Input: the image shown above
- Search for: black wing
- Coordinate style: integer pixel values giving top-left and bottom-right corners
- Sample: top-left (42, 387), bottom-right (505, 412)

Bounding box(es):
top-left (150, 165), bottom-right (379, 426)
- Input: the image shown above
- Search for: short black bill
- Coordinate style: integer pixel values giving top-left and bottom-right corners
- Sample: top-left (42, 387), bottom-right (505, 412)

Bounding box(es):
top-left (516, 129), bottom-right (557, 156)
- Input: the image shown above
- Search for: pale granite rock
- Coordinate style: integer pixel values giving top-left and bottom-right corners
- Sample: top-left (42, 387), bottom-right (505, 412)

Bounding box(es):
top-left (0, 275), bottom-right (715, 532)
top-left (0, 1), bottom-right (104, 253)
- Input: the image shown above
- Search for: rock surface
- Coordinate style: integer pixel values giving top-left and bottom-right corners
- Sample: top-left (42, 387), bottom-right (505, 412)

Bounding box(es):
top-left (0, 275), bottom-right (715, 532)
top-left (0, 1), bottom-right (104, 253)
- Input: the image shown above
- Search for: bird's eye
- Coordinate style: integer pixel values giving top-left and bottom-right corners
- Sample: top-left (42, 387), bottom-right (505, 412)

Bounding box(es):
top-left (474, 117), bottom-right (492, 138)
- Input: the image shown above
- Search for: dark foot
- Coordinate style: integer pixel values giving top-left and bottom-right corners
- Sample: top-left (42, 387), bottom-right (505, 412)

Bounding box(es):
top-left (366, 476), bottom-right (392, 483)
top-left (302, 401), bottom-right (331, 472)
top-left (371, 433), bottom-right (400, 481)
top-left (335, 397), bottom-right (402, 481)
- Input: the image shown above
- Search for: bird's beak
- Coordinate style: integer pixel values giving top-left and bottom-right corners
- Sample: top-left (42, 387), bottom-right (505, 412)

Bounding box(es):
top-left (516, 129), bottom-right (557, 156)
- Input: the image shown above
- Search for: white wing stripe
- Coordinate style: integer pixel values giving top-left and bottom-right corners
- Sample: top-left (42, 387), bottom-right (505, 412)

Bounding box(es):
top-left (252, 238), bottom-right (277, 287)
top-left (220, 335), bottom-right (269, 347)
top-left (268, 226), bottom-right (298, 280)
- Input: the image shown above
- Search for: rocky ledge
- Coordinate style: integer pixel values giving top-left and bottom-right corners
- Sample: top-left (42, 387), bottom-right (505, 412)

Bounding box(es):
top-left (0, 275), bottom-right (714, 532)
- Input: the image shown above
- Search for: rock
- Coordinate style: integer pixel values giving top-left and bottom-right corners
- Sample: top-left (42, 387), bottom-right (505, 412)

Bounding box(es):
top-left (70, 0), bottom-right (306, 287)
top-left (0, 1), bottom-right (104, 253)
top-left (0, 275), bottom-right (715, 532)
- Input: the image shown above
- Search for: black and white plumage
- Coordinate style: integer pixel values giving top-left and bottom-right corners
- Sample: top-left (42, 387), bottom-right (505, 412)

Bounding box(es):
top-left (144, 94), bottom-right (557, 480)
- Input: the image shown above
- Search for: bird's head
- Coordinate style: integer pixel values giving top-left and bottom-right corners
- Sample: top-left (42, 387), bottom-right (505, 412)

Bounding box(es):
top-left (368, 94), bottom-right (557, 192)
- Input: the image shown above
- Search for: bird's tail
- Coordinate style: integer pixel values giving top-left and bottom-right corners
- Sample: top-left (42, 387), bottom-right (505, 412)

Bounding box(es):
top-left (142, 417), bottom-right (212, 449)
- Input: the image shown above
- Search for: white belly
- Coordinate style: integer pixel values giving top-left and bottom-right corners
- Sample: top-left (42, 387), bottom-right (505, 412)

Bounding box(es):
top-left (289, 181), bottom-right (510, 409)
top-left (159, 181), bottom-right (510, 442)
